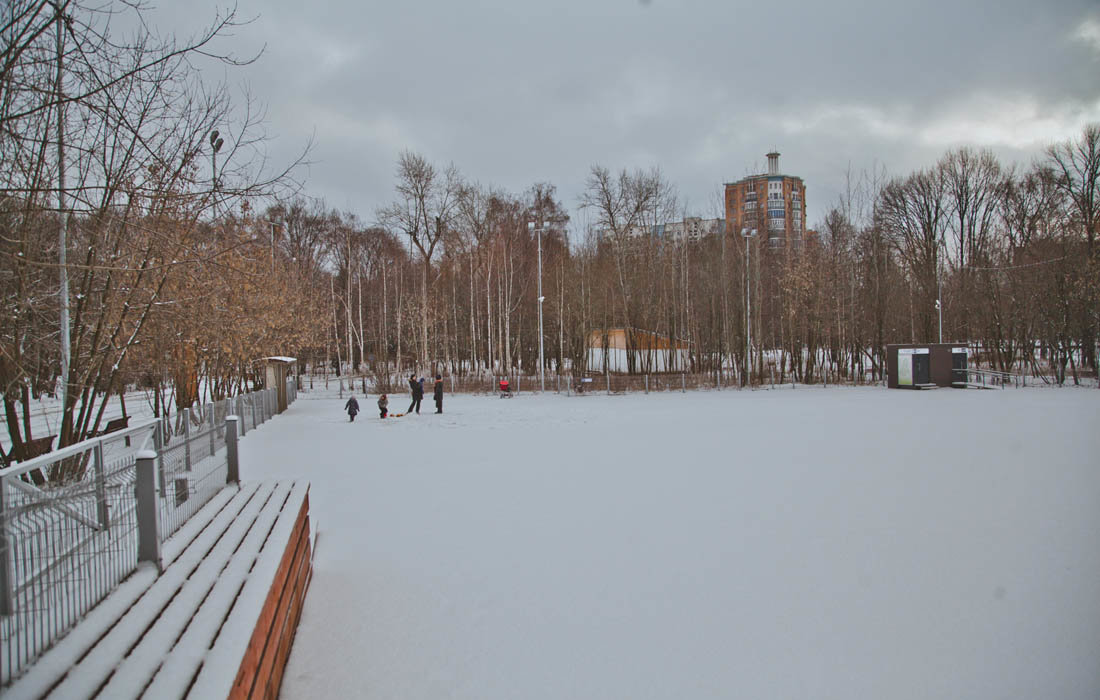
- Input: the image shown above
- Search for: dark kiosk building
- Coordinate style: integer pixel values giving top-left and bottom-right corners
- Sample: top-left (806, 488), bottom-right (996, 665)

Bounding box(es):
top-left (887, 344), bottom-right (968, 389)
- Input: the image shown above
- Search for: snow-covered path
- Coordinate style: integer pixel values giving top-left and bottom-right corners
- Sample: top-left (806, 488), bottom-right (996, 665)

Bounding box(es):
top-left (242, 387), bottom-right (1100, 699)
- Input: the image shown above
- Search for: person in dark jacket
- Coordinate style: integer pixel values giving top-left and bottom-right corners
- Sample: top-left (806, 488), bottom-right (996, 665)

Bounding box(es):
top-left (407, 374), bottom-right (422, 414)
top-left (344, 395), bottom-right (360, 422)
top-left (433, 375), bottom-right (443, 413)
top-left (377, 394), bottom-right (388, 418)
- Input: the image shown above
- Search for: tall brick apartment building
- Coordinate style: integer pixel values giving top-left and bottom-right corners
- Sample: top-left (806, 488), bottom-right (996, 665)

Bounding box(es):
top-left (724, 152), bottom-right (806, 247)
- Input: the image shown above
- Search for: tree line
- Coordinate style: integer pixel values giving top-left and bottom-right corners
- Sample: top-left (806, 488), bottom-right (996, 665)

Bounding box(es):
top-left (2, 1), bottom-right (1097, 458)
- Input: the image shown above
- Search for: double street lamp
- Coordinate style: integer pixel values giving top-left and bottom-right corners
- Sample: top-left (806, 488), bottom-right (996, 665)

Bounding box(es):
top-left (529, 221), bottom-right (548, 392)
top-left (741, 228), bottom-right (757, 385)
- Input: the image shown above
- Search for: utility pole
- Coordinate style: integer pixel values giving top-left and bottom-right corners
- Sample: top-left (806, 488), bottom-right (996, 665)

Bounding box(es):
top-left (742, 228), bottom-right (757, 386)
top-left (266, 219), bottom-right (283, 273)
top-left (936, 237), bottom-right (944, 344)
top-left (56, 5), bottom-right (70, 421)
top-left (529, 221), bottom-right (547, 392)
top-left (209, 129), bottom-right (223, 214)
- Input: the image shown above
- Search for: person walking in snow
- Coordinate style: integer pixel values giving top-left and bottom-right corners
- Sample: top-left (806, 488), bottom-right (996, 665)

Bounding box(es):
top-left (433, 375), bottom-right (444, 413)
top-left (407, 374), bottom-right (423, 414)
top-left (344, 395), bottom-right (360, 422)
top-left (378, 393), bottom-right (388, 419)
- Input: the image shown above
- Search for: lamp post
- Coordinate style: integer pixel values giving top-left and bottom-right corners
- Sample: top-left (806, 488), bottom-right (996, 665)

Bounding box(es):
top-left (529, 221), bottom-right (547, 392)
top-left (741, 228), bottom-right (757, 385)
top-left (265, 219), bottom-right (284, 273)
top-left (936, 236), bottom-right (944, 344)
top-left (209, 129), bottom-right (223, 215)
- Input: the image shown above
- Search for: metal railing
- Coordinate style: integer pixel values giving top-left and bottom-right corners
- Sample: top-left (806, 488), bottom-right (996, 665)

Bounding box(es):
top-left (952, 368), bottom-right (1026, 389)
top-left (0, 386), bottom-right (287, 687)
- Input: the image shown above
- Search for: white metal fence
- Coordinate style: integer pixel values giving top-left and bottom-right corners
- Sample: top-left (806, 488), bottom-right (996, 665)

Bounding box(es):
top-left (0, 385), bottom-right (291, 687)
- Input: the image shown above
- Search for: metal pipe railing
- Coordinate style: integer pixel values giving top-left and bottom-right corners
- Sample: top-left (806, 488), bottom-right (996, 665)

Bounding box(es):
top-left (0, 383), bottom-right (293, 687)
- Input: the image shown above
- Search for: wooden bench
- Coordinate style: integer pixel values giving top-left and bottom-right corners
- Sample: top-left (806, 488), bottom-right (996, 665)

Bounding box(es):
top-left (98, 416), bottom-right (130, 435)
top-left (1, 435), bottom-right (56, 483)
top-left (6, 480), bottom-right (313, 699)
top-left (95, 416), bottom-right (132, 446)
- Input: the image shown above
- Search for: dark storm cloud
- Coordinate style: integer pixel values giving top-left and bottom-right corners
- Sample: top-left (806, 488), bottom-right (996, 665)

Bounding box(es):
top-left (149, 0), bottom-right (1100, 226)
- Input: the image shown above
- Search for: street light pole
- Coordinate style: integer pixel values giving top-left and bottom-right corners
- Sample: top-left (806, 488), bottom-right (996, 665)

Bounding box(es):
top-left (209, 129), bottom-right (223, 216)
top-left (742, 228), bottom-right (757, 386)
top-left (936, 237), bottom-right (944, 344)
top-left (530, 221), bottom-right (546, 392)
top-left (266, 219), bottom-right (283, 273)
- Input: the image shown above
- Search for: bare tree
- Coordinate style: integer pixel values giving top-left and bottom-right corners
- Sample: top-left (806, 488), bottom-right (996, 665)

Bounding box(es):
top-left (1046, 124), bottom-right (1099, 374)
top-left (379, 152), bottom-right (461, 369)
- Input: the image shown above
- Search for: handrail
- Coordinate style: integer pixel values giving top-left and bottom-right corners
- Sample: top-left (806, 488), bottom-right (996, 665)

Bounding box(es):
top-left (0, 418), bottom-right (158, 481)
top-left (952, 367), bottom-right (1026, 388)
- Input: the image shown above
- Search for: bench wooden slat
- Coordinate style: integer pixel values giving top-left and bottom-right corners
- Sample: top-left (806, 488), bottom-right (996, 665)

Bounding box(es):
top-left (100, 482), bottom-right (293, 698)
top-left (46, 482), bottom-right (272, 698)
top-left (190, 482), bottom-right (311, 699)
top-left (142, 483), bottom-right (297, 698)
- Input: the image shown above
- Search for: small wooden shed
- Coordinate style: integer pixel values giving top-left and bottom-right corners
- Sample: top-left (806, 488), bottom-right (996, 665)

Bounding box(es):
top-left (260, 356), bottom-right (297, 412)
top-left (887, 344), bottom-right (967, 389)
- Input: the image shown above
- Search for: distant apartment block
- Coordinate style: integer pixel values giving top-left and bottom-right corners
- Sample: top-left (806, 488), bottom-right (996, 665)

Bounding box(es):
top-left (598, 216), bottom-right (726, 244)
top-left (724, 152), bottom-right (806, 247)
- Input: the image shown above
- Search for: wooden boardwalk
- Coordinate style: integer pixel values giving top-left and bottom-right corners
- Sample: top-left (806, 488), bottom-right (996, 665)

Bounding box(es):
top-left (6, 481), bottom-right (312, 699)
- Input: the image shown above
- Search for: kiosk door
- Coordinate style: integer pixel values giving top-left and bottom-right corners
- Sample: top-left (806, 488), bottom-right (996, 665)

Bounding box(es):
top-left (913, 353), bottom-right (930, 385)
top-left (952, 350), bottom-right (967, 385)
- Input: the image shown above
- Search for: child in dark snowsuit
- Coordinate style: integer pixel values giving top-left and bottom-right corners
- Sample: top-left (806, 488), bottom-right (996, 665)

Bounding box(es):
top-left (407, 375), bottom-right (422, 414)
top-left (344, 396), bottom-right (360, 422)
top-left (378, 394), bottom-right (388, 418)
top-left (433, 375), bottom-right (443, 413)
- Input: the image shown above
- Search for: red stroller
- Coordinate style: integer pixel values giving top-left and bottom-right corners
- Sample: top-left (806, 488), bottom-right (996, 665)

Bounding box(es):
top-left (499, 379), bottom-right (513, 398)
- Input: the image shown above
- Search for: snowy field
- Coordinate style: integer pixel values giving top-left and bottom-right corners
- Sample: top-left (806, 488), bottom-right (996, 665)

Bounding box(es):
top-left (241, 386), bottom-right (1100, 699)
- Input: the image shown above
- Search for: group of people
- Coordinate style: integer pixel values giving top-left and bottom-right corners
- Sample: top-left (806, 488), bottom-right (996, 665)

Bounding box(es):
top-left (343, 374), bottom-right (444, 422)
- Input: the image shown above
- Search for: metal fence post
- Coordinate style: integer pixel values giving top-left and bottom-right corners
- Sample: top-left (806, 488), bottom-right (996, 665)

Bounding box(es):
top-left (135, 451), bottom-right (161, 570)
top-left (93, 441), bottom-right (110, 529)
top-left (0, 477), bottom-right (14, 614)
top-left (154, 419), bottom-right (166, 499)
top-left (226, 416), bottom-right (240, 485)
top-left (183, 407), bottom-right (192, 472)
top-left (208, 402), bottom-right (216, 456)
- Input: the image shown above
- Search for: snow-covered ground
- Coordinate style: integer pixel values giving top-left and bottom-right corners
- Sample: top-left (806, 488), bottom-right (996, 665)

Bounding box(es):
top-left (241, 386), bottom-right (1100, 699)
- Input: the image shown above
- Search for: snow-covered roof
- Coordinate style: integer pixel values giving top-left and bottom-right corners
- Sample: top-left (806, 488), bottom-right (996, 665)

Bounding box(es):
top-left (260, 356), bottom-right (297, 363)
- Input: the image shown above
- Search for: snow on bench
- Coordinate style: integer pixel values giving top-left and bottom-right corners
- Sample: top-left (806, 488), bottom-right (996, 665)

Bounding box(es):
top-left (5, 480), bottom-right (313, 700)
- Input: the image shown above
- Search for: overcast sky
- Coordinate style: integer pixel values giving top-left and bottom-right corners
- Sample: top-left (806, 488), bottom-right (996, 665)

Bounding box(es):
top-left (149, 0), bottom-right (1100, 232)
